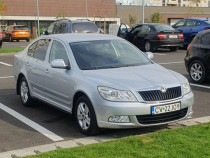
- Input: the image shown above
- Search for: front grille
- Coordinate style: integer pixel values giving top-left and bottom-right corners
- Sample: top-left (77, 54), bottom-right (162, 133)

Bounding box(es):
top-left (136, 108), bottom-right (188, 125)
top-left (138, 86), bottom-right (181, 101)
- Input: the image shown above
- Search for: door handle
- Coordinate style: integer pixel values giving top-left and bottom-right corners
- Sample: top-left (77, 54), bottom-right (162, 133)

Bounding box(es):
top-left (44, 68), bottom-right (49, 73)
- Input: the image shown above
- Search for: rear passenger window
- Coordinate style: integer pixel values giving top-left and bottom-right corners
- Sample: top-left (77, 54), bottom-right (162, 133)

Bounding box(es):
top-left (60, 23), bottom-right (67, 33)
top-left (201, 33), bottom-right (210, 45)
top-left (28, 39), bottom-right (51, 61)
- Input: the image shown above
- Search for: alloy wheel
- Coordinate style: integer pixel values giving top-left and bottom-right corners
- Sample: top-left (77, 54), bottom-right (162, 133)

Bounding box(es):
top-left (145, 42), bottom-right (151, 51)
top-left (20, 81), bottom-right (29, 104)
top-left (190, 62), bottom-right (203, 81)
top-left (77, 102), bottom-right (91, 130)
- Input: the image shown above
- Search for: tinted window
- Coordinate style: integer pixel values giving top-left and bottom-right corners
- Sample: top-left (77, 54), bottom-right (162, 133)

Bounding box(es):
top-left (60, 23), bottom-right (68, 33)
top-left (139, 25), bottom-right (150, 33)
top-left (201, 33), bottom-right (210, 45)
top-left (130, 26), bottom-right (141, 34)
top-left (49, 40), bottom-right (69, 65)
top-left (70, 40), bottom-right (151, 70)
top-left (72, 22), bottom-right (98, 33)
top-left (28, 39), bottom-right (50, 61)
top-left (186, 20), bottom-right (196, 27)
top-left (53, 23), bottom-right (61, 34)
top-left (13, 26), bottom-right (28, 30)
top-left (153, 24), bottom-right (174, 32)
top-left (174, 20), bottom-right (186, 28)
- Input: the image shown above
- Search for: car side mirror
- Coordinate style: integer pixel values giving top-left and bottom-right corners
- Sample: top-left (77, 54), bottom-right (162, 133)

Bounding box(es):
top-left (51, 59), bottom-right (70, 70)
top-left (145, 52), bottom-right (154, 59)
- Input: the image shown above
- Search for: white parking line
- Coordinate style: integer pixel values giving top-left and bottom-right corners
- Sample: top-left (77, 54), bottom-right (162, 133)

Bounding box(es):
top-left (0, 61), bottom-right (13, 67)
top-left (190, 83), bottom-right (210, 89)
top-left (158, 61), bottom-right (184, 65)
top-left (0, 103), bottom-right (64, 142)
top-left (153, 53), bottom-right (167, 56)
top-left (0, 76), bottom-right (14, 79)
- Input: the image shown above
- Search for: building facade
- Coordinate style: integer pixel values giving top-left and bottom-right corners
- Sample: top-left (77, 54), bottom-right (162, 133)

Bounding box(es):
top-left (0, 0), bottom-right (119, 36)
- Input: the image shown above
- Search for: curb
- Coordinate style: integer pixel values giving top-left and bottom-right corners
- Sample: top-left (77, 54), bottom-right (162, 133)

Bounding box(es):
top-left (0, 53), bottom-right (16, 56)
top-left (1, 116), bottom-right (210, 158)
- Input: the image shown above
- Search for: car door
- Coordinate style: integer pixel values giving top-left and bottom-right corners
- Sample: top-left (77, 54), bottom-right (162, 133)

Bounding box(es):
top-left (134, 25), bottom-right (151, 49)
top-left (43, 40), bottom-right (73, 111)
top-left (201, 33), bottom-right (210, 71)
top-left (183, 20), bottom-right (198, 44)
top-left (25, 39), bottom-right (51, 99)
top-left (117, 23), bottom-right (129, 38)
top-left (125, 25), bottom-right (142, 43)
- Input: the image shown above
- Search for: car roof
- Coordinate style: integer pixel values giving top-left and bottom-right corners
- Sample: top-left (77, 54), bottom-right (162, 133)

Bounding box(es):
top-left (54, 19), bottom-right (94, 24)
top-left (43, 33), bottom-right (121, 43)
top-left (186, 18), bottom-right (209, 21)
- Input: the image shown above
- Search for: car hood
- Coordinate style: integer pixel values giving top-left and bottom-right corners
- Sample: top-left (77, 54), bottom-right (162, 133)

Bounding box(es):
top-left (82, 63), bottom-right (182, 91)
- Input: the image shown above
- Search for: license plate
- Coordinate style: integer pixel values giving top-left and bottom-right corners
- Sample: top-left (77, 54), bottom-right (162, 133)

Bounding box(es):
top-left (19, 32), bottom-right (25, 34)
top-left (151, 102), bottom-right (181, 115)
top-left (169, 35), bottom-right (177, 38)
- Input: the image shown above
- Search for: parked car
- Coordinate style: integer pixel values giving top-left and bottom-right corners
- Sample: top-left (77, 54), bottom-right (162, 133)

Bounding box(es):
top-left (118, 23), bottom-right (184, 52)
top-left (2, 25), bottom-right (30, 42)
top-left (0, 25), bottom-right (5, 47)
top-left (185, 29), bottom-right (210, 83)
top-left (14, 34), bottom-right (194, 135)
top-left (43, 19), bottom-right (98, 35)
top-left (172, 18), bottom-right (210, 47)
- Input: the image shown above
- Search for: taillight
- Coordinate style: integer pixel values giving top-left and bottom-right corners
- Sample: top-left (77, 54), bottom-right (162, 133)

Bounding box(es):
top-left (0, 32), bottom-right (2, 38)
top-left (12, 30), bottom-right (17, 33)
top-left (204, 27), bottom-right (210, 30)
top-left (179, 33), bottom-right (184, 39)
top-left (158, 33), bottom-right (167, 39)
top-left (187, 43), bottom-right (191, 51)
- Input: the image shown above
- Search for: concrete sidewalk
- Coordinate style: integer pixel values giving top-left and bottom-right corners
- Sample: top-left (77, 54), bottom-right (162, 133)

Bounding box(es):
top-left (1, 116), bottom-right (210, 158)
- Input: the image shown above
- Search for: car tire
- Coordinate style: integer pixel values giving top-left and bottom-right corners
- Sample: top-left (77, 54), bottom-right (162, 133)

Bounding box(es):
top-left (9, 35), bottom-right (13, 42)
top-left (75, 96), bottom-right (99, 136)
top-left (144, 41), bottom-right (154, 52)
top-left (26, 38), bottom-right (30, 42)
top-left (170, 47), bottom-right (178, 52)
top-left (0, 41), bottom-right (2, 48)
top-left (17, 39), bottom-right (19, 42)
top-left (19, 77), bottom-right (34, 106)
top-left (189, 60), bottom-right (207, 83)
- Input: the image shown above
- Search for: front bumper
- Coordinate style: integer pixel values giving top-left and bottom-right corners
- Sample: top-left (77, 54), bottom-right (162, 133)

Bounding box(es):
top-left (92, 91), bottom-right (194, 129)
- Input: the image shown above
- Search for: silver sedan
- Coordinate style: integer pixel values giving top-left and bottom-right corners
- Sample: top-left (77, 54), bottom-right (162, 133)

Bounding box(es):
top-left (14, 34), bottom-right (194, 135)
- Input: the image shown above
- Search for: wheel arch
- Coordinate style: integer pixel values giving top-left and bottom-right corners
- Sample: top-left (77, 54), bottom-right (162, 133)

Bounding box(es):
top-left (16, 73), bottom-right (25, 95)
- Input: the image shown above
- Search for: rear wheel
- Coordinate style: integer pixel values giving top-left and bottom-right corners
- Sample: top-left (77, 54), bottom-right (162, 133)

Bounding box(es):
top-left (189, 60), bottom-right (207, 83)
top-left (75, 96), bottom-right (99, 135)
top-left (19, 77), bottom-right (34, 106)
top-left (0, 41), bottom-right (2, 48)
top-left (170, 47), bottom-right (178, 52)
top-left (144, 41), bottom-right (154, 52)
top-left (17, 39), bottom-right (19, 42)
top-left (26, 38), bottom-right (30, 42)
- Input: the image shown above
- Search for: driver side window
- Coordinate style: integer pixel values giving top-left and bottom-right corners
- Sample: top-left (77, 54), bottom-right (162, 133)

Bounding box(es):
top-left (130, 26), bottom-right (142, 35)
top-left (174, 20), bottom-right (186, 28)
top-left (49, 40), bottom-right (70, 65)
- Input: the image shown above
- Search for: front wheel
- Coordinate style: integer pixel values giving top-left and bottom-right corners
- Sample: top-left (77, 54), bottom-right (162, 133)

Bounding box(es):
top-left (144, 41), bottom-right (154, 52)
top-left (9, 35), bottom-right (13, 42)
top-left (19, 77), bottom-right (34, 106)
top-left (75, 96), bottom-right (99, 135)
top-left (189, 60), bottom-right (207, 83)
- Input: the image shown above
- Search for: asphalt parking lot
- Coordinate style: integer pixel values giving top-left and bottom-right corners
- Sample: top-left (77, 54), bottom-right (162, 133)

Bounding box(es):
top-left (0, 47), bottom-right (210, 153)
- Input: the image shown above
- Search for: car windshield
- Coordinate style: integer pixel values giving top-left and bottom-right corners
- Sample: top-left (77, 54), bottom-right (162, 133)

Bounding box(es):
top-left (70, 40), bottom-right (152, 70)
top-left (13, 26), bottom-right (28, 30)
top-left (72, 22), bottom-right (98, 33)
top-left (153, 25), bottom-right (175, 32)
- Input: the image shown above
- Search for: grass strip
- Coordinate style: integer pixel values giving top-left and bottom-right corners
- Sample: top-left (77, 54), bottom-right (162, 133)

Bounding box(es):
top-left (0, 48), bottom-right (24, 53)
top-left (24, 122), bottom-right (210, 158)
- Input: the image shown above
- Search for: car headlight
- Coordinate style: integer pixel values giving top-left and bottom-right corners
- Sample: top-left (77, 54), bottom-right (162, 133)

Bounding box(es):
top-left (181, 81), bottom-right (191, 95)
top-left (97, 86), bottom-right (137, 102)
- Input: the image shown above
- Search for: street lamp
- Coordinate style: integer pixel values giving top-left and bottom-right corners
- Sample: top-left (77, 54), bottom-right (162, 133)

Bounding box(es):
top-left (86, 0), bottom-right (88, 18)
top-left (142, 0), bottom-right (144, 24)
top-left (36, 0), bottom-right (40, 37)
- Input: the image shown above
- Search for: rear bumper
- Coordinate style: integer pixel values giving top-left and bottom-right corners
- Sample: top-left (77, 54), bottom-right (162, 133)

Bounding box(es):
top-left (152, 39), bottom-right (184, 48)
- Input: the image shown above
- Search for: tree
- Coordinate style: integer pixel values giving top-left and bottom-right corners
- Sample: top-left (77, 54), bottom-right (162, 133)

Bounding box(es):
top-left (129, 14), bottom-right (137, 26)
top-left (0, 0), bottom-right (7, 16)
top-left (56, 8), bottom-right (66, 20)
top-left (151, 11), bottom-right (165, 24)
top-left (185, 0), bottom-right (205, 17)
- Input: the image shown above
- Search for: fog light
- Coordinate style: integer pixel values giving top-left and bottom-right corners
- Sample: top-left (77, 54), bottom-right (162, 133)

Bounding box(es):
top-left (108, 116), bottom-right (130, 123)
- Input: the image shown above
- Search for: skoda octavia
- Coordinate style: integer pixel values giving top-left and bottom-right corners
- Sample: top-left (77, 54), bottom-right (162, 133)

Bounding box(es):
top-left (14, 34), bottom-right (194, 135)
